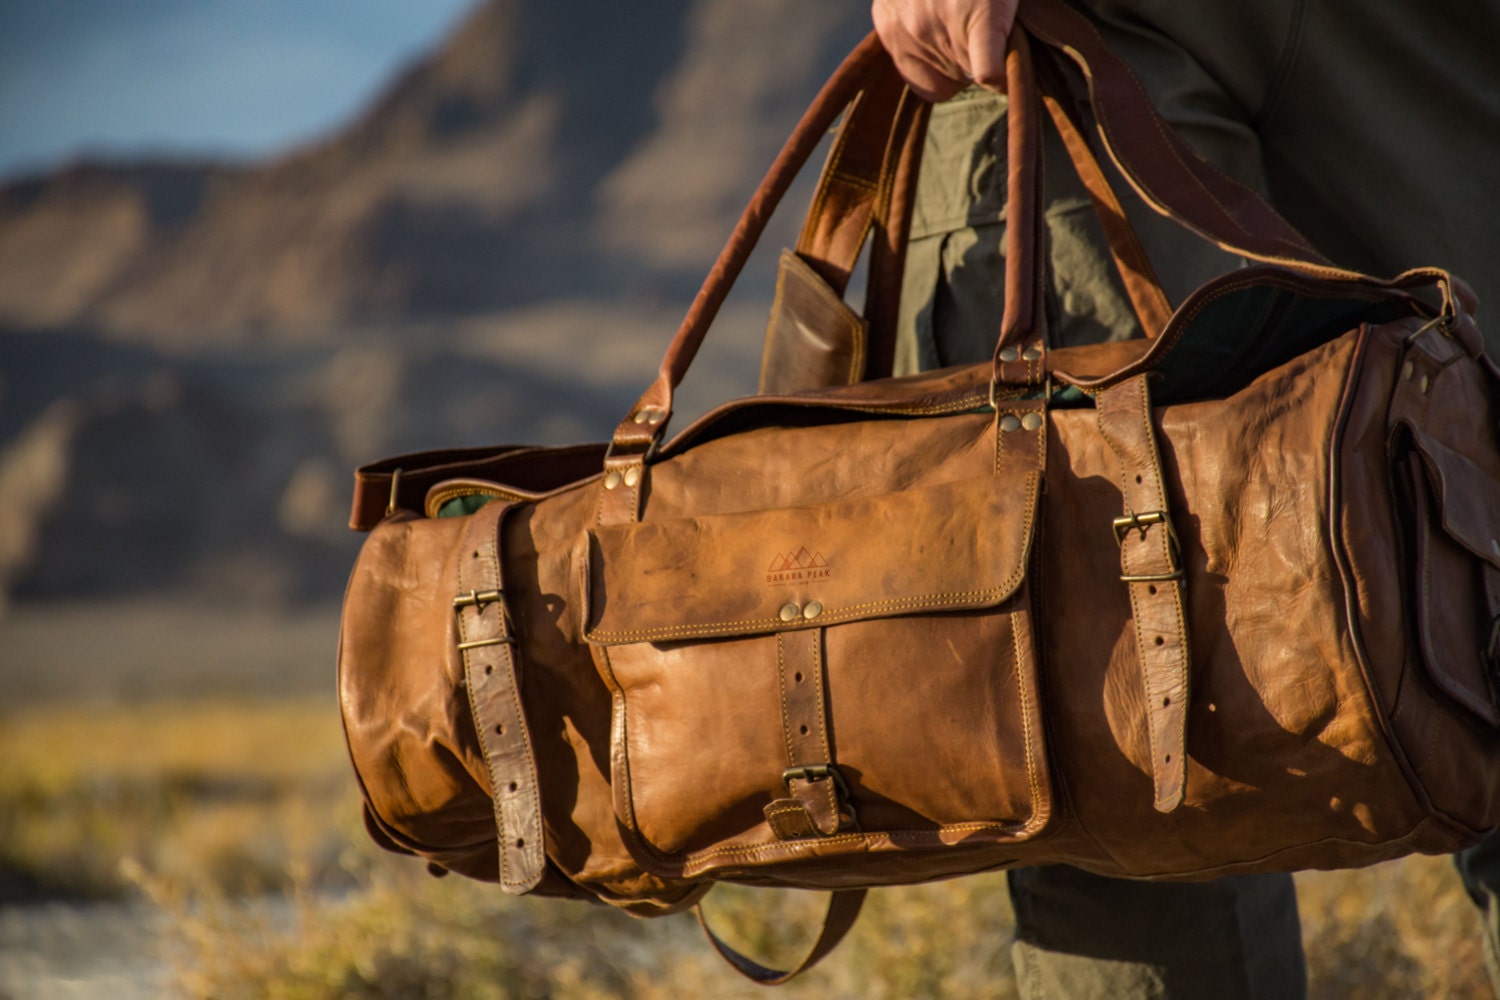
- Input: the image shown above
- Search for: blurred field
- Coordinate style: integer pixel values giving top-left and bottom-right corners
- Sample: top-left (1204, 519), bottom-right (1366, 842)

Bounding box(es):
top-left (2, 696), bottom-right (1492, 998)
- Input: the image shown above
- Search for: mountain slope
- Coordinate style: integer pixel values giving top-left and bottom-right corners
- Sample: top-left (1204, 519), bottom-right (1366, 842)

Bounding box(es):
top-left (0, 0), bottom-right (868, 343)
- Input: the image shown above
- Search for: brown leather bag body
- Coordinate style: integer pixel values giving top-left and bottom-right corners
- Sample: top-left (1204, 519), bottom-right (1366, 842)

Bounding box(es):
top-left (338, 0), bottom-right (1500, 977)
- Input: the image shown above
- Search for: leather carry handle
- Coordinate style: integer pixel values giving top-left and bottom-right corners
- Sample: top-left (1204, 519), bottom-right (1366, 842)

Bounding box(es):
top-left (791, 56), bottom-right (931, 381)
top-left (608, 34), bottom-right (896, 456)
top-left (696, 888), bottom-right (867, 985)
top-left (611, 0), bottom-right (1467, 456)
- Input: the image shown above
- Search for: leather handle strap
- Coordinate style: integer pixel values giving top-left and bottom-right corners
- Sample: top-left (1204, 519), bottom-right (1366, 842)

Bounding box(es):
top-left (1016, 0), bottom-right (1333, 275)
top-left (697, 888), bottom-right (868, 985)
top-left (992, 27), bottom-right (1051, 390)
top-left (862, 86), bottom-right (930, 380)
top-left (1096, 374), bottom-right (1189, 812)
top-left (793, 63), bottom-right (913, 295)
top-left (609, 35), bottom-right (895, 455)
top-left (456, 501), bottom-right (547, 891)
top-left (1036, 66), bottom-right (1173, 340)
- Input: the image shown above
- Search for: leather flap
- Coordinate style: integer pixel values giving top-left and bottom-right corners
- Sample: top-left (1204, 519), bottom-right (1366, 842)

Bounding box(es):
top-left (582, 472), bottom-right (1040, 645)
top-left (1410, 428), bottom-right (1500, 570)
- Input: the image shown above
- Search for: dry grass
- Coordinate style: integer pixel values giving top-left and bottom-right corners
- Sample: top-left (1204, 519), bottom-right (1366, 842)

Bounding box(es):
top-left (0, 699), bottom-right (354, 900)
top-left (1, 699), bottom-right (1492, 998)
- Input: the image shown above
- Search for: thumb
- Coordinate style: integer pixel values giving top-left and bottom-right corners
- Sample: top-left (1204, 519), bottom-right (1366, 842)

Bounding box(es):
top-left (965, 0), bottom-right (1018, 92)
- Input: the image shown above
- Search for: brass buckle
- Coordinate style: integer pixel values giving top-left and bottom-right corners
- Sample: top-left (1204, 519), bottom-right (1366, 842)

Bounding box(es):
top-left (453, 589), bottom-right (503, 609)
top-left (1112, 510), bottom-right (1184, 583)
top-left (453, 589), bottom-right (516, 651)
top-left (782, 763), bottom-right (848, 795)
top-left (782, 764), bottom-right (858, 827)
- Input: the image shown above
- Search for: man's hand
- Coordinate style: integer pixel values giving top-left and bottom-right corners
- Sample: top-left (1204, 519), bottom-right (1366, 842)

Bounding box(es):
top-left (872, 0), bottom-right (1019, 101)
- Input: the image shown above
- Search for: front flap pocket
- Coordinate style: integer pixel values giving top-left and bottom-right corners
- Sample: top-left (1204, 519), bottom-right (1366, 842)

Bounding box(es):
top-left (1404, 427), bottom-right (1500, 727)
top-left (582, 471), bottom-right (1040, 645)
top-left (577, 471), bottom-right (1050, 878)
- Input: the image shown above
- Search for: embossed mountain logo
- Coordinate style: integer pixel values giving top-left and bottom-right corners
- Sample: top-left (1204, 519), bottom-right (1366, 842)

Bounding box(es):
top-left (765, 546), bottom-right (831, 585)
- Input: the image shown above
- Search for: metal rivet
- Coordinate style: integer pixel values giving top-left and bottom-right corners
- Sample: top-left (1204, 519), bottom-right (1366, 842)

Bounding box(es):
top-left (779, 602), bottom-right (800, 622)
top-left (623, 466), bottom-right (640, 487)
top-left (1420, 374), bottom-right (1431, 394)
top-left (1402, 360), bottom-right (1415, 381)
top-left (632, 410), bottom-right (649, 424)
top-left (998, 347), bottom-right (1019, 362)
top-left (646, 409), bottom-right (665, 425)
top-left (1491, 538), bottom-right (1499, 558)
top-left (802, 601), bottom-right (823, 620)
top-left (603, 470), bottom-right (622, 490)
top-left (1021, 412), bottom-right (1044, 431)
top-left (999, 415), bottom-right (1022, 432)
top-left (1022, 346), bottom-right (1043, 361)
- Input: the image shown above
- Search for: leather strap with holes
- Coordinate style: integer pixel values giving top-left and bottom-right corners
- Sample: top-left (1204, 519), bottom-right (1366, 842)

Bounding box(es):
top-left (1096, 375), bottom-right (1189, 812)
top-left (765, 629), bottom-right (846, 838)
top-left (456, 500), bottom-right (546, 891)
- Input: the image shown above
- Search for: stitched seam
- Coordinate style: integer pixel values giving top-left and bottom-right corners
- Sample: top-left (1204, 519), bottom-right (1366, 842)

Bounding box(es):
top-left (777, 635), bottom-right (797, 764)
top-left (674, 820), bottom-right (1036, 866)
top-left (813, 630), bottom-right (832, 765)
top-left (588, 473), bottom-right (1041, 643)
top-left (1071, 17), bottom-right (1314, 259)
top-left (761, 254), bottom-right (793, 382)
top-left (766, 803), bottom-right (814, 831)
top-left (424, 483), bottom-right (529, 519)
top-left (800, 101), bottom-right (859, 252)
top-left (810, 630), bottom-right (839, 825)
top-left (590, 587), bottom-right (1015, 642)
top-left (1059, 12), bottom-right (1335, 265)
top-left (844, 311), bottom-right (867, 385)
top-left (829, 170), bottom-right (880, 192)
top-left (1012, 610), bottom-right (1041, 816)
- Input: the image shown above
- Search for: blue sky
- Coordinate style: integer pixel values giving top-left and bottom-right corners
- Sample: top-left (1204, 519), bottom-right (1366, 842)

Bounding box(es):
top-left (0, 0), bottom-right (477, 181)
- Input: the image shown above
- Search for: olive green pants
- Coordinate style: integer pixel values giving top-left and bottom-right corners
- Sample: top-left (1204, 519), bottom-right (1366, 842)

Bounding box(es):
top-left (899, 3), bottom-right (1500, 996)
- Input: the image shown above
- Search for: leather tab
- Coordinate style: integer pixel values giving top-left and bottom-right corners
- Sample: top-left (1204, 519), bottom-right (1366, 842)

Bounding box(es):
top-left (596, 454), bottom-right (647, 527)
top-left (1097, 375), bottom-right (1190, 813)
top-left (765, 801), bottom-right (820, 840)
top-left (457, 502), bottom-right (546, 892)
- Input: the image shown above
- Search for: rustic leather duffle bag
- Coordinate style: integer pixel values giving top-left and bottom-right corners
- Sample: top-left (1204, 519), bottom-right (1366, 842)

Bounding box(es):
top-left (338, 0), bottom-right (1500, 980)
